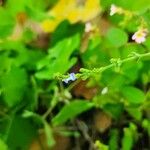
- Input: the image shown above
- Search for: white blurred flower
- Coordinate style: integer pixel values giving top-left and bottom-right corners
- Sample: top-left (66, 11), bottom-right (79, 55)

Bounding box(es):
top-left (63, 73), bottom-right (76, 84)
top-left (110, 4), bottom-right (118, 16)
top-left (101, 87), bottom-right (108, 95)
top-left (85, 22), bottom-right (93, 33)
top-left (132, 29), bottom-right (148, 44)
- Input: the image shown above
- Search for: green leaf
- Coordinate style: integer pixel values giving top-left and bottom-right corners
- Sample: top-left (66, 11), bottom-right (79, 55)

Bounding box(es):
top-left (120, 43), bottom-right (145, 58)
top-left (101, 72), bottom-right (126, 90)
top-left (22, 110), bottom-right (43, 125)
top-left (35, 34), bottom-right (80, 79)
top-left (43, 121), bottom-right (55, 147)
top-left (122, 62), bottom-right (142, 83)
top-left (95, 140), bottom-right (109, 150)
top-left (109, 129), bottom-right (119, 150)
top-left (103, 103), bottom-right (124, 119)
top-left (5, 0), bottom-right (48, 21)
top-left (59, 130), bottom-right (80, 138)
top-left (0, 67), bottom-right (28, 107)
top-left (52, 100), bottom-right (94, 126)
top-left (126, 107), bottom-right (142, 121)
top-left (0, 8), bottom-right (15, 38)
top-left (115, 0), bottom-right (150, 11)
top-left (0, 41), bottom-right (30, 67)
top-left (142, 119), bottom-right (150, 136)
top-left (121, 128), bottom-right (133, 150)
top-left (0, 139), bottom-right (8, 150)
top-left (22, 111), bottom-right (55, 147)
top-left (121, 86), bottom-right (145, 104)
top-left (0, 52), bottom-right (12, 75)
top-left (5, 115), bottom-right (37, 150)
top-left (22, 110), bottom-right (37, 118)
top-left (106, 27), bottom-right (128, 47)
top-left (121, 123), bottom-right (137, 150)
top-left (5, 0), bottom-right (28, 16)
top-left (51, 20), bottom-right (84, 46)
top-left (82, 36), bottom-right (109, 68)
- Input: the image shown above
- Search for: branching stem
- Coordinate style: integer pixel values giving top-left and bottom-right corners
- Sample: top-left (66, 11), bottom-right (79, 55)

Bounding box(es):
top-left (56, 52), bottom-right (150, 81)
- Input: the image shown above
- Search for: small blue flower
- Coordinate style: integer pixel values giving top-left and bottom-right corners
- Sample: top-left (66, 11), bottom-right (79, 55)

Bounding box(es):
top-left (63, 73), bottom-right (76, 83)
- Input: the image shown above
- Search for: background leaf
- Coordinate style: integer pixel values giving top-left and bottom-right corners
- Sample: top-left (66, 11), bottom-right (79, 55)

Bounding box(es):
top-left (0, 139), bottom-right (8, 150)
top-left (121, 123), bottom-right (137, 150)
top-left (0, 67), bottom-right (27, 107)
top-left (121, 86), bottom-right (145, 104)
top-left (52, 100), bottom-right (94, 126)
top-left (35, 34), bottom-right (80, 79)
top-left (106, 27), bottom-right (128, 47)
top-left (4, 116), bottom-right (37, 150)
top-left (0, 8), bottom-right (15, 38)
top-left (43, 121), bottom-right (55, 147)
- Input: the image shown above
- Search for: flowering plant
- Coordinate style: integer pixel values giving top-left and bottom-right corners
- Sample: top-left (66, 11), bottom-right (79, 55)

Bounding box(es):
top-left (0, 0), bottom-right (150, 150)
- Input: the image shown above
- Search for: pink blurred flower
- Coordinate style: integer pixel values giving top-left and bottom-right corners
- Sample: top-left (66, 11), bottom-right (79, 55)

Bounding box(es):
top-left (132, 29), bottom-right (148, 44)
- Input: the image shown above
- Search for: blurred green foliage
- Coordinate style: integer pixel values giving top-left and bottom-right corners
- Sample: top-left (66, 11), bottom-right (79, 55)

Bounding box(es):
top-left (0, 0), bottom-right (150, 150)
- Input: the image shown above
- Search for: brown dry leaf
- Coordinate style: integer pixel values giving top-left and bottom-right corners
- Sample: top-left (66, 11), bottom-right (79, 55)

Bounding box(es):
top-left (30, 33), bottom-right (50, 49)
top-left (72, 80), bottom-right (98, 99)
top-left (16, 12), bottom-right (28, 26)
top-left (9, 12), bottom-right (43, 41)
top-left (94, 111), bottom-right (112, 133)
top-left (30, 132), bottom-right (70, 150)
top-left (0, 0), bottom-right (3, 6)
top-left (99, 17), bottom-right (111, 35)
top-left (9, 23), bottom-right (23, 40)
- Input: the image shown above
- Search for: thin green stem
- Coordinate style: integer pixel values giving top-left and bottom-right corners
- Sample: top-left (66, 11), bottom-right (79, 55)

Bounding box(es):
top-left (56, 52), bottom-right (150, 81)
top-left (76, 52), bottom-right (150, 79)
top-left (4, 114), bottom-right (14, 142)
